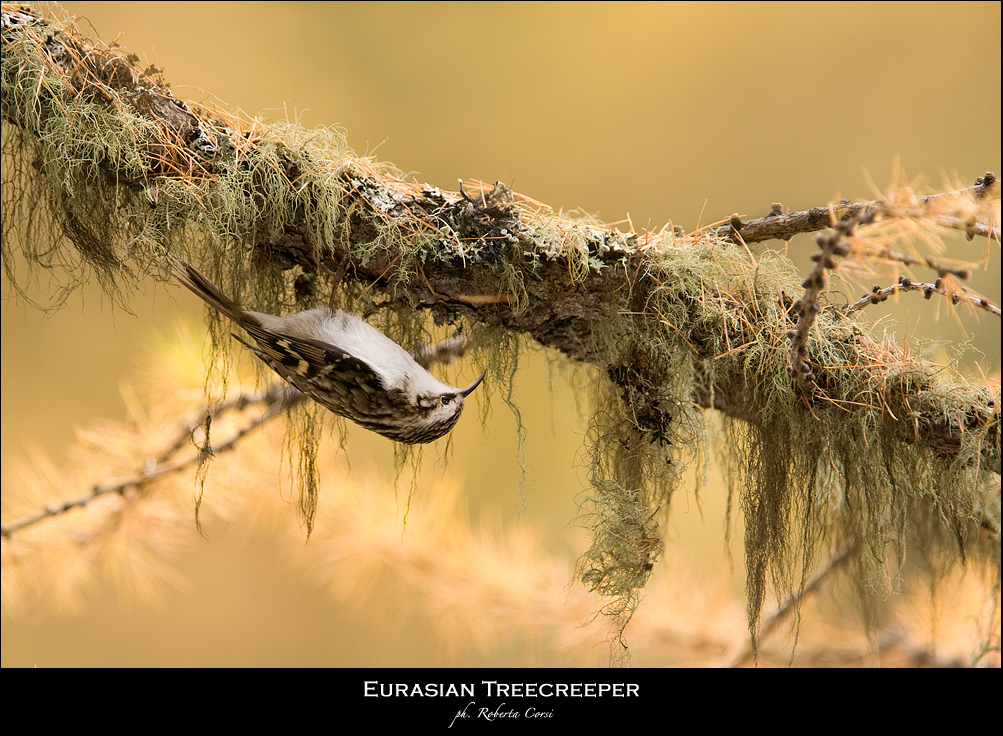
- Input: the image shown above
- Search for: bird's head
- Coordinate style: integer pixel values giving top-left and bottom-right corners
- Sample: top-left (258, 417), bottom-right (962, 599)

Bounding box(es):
top-left (399, 370), bottom-right (486, 444)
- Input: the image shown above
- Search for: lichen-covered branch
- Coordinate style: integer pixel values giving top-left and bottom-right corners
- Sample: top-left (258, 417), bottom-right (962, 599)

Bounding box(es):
top-left (2, 4), bottom-right (1000, 649)
top-left (3, 5), bottom-right (996, 461)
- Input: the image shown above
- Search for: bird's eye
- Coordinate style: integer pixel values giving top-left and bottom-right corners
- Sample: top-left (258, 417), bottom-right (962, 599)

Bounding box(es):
top-left (440, 395), bottom-right (452, 406)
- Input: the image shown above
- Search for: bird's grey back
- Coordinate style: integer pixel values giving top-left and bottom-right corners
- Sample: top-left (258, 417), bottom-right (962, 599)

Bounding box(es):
top-left (245, 308), bottom-right (453, 396)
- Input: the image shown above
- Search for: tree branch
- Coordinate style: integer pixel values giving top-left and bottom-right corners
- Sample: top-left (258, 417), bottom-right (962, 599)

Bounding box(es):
top-left (0, 385), bottom-right (296, 537)
top-left (718, 173), bottom-right (1000, 245)
top-left (4, 4), bottom-right (997, 468)
top-left (724, 540), bottom-right (860, 668)
top-left (846, 275), bottom-right (1002, 318)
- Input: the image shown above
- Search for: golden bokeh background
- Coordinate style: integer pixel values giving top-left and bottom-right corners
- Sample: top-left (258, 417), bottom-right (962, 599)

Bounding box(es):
top-left (2, 1), bottom-right (1000, 667)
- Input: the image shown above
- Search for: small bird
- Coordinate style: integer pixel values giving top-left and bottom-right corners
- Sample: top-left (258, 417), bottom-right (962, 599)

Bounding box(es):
top-left (175, 264), bottom-right (485, 444)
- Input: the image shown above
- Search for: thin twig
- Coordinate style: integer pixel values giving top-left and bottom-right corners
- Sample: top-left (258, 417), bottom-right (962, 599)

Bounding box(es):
top-left (845, 275), bottom-right (1002, 318)
top-left (0, 385), bottom-right (298, 537)
top-left (725, 540), bottom-right (860, 668)
top-left (787, 212), bottom-right (877, 385)
top-left (719, 172), bottom-right (1000, 245)
top-left (412, 332), bottom-right (470, 369)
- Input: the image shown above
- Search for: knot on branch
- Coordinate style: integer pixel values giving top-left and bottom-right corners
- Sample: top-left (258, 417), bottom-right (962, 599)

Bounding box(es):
top-left (607, 360), bottom-right (674, 448)
top-left (412, 180), bottom-right (522, 263)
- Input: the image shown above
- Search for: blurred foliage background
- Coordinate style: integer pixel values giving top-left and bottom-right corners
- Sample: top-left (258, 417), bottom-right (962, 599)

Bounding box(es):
top-left (1, 1), bottom-right (1000, 666)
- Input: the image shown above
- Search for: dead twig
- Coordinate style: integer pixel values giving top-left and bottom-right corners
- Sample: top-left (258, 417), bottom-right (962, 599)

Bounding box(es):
top-left (0, 384), bottom-right (298, 537)
top-left (724, 540), bottom-right (861, 668)
top-left (721, 172), bottom-right (1000, 245)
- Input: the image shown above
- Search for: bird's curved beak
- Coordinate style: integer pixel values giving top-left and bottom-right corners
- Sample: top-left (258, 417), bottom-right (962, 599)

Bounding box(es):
top-left (459, 370), bottom-right (487, 397)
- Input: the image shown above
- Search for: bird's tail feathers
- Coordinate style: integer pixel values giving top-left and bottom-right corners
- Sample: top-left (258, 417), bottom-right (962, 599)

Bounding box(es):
top-left (175, 264), bottom-right (248, 324)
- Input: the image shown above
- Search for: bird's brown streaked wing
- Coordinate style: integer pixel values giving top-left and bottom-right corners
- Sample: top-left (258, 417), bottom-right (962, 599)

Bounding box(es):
top-left (234, 325), bottom-right (383, 387)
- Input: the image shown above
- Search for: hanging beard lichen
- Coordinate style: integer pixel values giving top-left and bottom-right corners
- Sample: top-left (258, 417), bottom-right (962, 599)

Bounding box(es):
top-left (575, 238), bottom-right (999, 654)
